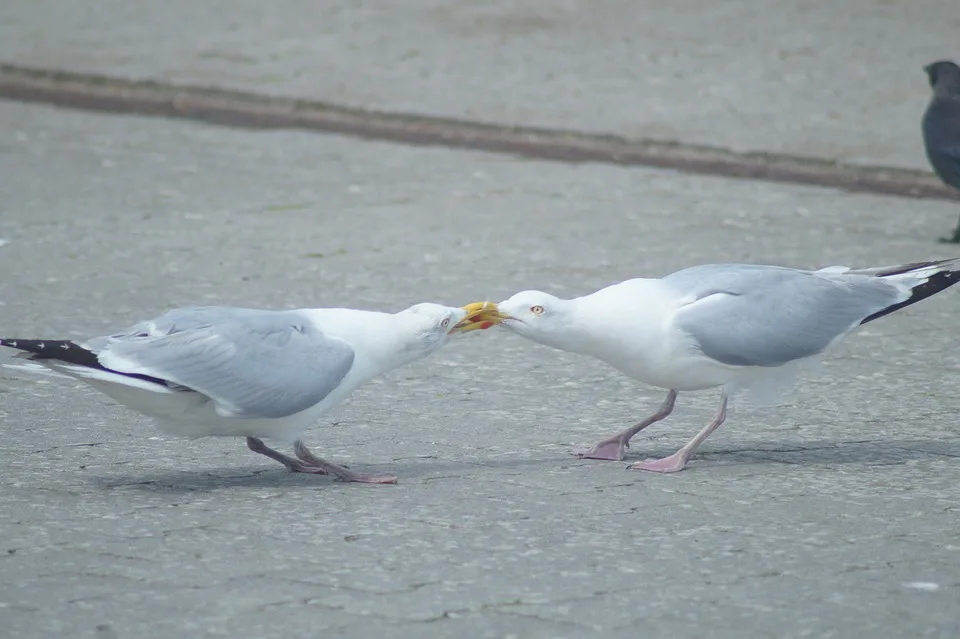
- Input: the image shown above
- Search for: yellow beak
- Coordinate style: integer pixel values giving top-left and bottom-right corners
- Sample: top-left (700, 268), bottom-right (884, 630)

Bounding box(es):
top-left (449, 301), bottom-right (511, 334)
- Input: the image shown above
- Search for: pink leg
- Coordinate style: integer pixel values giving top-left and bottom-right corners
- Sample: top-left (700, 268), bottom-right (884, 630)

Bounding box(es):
top-left (629, 393), bottom-right (728, 473)
top-left (246, 437), bottom-right (330, 474)
top-left (293, 440), bottom-right (397, 484)
top-left (576, 390), bottom-right (678, 461)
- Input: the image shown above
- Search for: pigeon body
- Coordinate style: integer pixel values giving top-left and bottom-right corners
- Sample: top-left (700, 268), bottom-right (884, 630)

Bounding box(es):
top-left (922, 60), bottom-right (960, 242)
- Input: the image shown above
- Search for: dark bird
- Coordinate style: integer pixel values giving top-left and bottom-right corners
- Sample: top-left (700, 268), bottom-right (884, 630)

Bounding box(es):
top-left (922, 60), bottom-right (960, 243)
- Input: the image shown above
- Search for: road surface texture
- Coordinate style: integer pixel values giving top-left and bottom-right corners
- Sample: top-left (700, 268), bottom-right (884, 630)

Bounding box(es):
top-left (0, 0), bottom-right (958, 169)
top-left (1, 2), bottom-right (959, 638)
top-left (2, 101), bottom-right (959, 639)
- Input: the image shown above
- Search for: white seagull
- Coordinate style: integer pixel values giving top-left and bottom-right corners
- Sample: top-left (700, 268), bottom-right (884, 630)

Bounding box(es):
top-left (460, 259), bottom-right (960, 473)
top-left (1, 302), bottom-right (495, 484)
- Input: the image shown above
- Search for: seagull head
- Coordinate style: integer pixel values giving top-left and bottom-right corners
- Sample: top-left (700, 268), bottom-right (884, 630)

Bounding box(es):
top-left (455, 291), bottom-right (581, 350)
top-left (396, 302), bottom-right (506, 354)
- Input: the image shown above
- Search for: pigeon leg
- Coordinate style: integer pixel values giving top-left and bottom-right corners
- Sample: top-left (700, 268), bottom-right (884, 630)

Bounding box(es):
top-left (245, 437), bottom-right (329, 474)
top-left (293, 440), bottom-right (397, 484)
top-left (938, 213), bottom-right (960, 243)
top-left (629, 393), bottom-right (728, 473)
top-left (575, 390), bottom-right (678, 461)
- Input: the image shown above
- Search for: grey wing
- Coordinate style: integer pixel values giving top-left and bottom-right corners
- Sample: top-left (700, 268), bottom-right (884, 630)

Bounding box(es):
top-left (96, 308), bottom-right (356, 418)
top-left (83, 307), bottom-right (250, 352)
top-left (665, 265), bottom-right (902, 367)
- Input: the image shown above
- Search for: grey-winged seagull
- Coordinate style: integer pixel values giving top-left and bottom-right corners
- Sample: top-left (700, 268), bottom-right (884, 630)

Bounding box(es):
top-left (1, 302), bottom-right (498, 484)
top-left (459, 259), bottom-right (960, 473)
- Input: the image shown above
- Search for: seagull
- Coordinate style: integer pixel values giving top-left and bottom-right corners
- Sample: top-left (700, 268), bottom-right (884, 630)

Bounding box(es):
top-left (921, 60), bottom-right (960, 243)
top-left (1, 302), bottom-right (494, 483)
top-left (460, 259), bottom-right (960, 473)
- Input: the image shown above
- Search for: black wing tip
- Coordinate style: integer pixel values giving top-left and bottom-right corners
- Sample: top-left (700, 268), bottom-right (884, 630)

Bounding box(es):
top-left (0, 338), bottom-right (96, 362)
top-left (0, 338), bottom-right (170, 386)
top-left (861, 267), bottom-right (960, 325)
top-left (871, 259), bottom-right (958, 278)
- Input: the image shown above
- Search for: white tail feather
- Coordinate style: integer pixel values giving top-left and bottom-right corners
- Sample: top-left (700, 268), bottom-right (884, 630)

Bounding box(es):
top-left (3, 361), bottom-right (73, 380)
top-left (4, 359), bottom-right (175, 393)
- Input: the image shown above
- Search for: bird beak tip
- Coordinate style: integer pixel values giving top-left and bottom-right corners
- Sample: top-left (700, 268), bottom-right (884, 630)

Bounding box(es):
top-left (450, 301), bottom-right (510, 333)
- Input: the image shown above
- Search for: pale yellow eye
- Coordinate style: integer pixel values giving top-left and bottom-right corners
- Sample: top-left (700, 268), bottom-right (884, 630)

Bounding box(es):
top-left (530, 305), bottom-right (545, 315)
top-left (441, 318), bottom-right (450, 328)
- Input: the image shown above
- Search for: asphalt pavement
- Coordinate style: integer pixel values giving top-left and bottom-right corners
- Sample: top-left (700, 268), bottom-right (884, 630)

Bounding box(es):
top-left (1, 3), bottom-right (959, 638)
top-left (1, 0), bottom-right (959, 169)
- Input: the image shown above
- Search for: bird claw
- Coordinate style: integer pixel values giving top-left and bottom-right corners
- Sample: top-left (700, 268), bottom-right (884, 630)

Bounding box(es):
top-left (574, 438), bottom-right (627, 461)
top-left (628, 454), bottom-right (688, 474)
top-left (335, 472), bottom-right (398, 485)
top-left (289, 464), bottom-right (330, 475)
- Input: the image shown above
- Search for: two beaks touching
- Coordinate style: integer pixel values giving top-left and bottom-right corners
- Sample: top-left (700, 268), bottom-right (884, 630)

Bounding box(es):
top-left (450, 301), bottom-right (512, 334)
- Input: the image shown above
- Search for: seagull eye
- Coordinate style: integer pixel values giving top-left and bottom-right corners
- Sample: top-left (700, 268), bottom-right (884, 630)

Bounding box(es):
top-left (440, 318), bottom-right (450, 328)
top-left (530, 305), bottom-right (545, 315)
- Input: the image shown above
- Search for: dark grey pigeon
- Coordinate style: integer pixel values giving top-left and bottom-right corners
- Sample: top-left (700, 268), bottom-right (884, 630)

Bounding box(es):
top-left (922, 59), bottom-right (960, 243)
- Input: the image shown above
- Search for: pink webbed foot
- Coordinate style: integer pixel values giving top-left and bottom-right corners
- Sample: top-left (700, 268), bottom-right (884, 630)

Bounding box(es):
top-left (628, 452), bottom-right (689, 474)
top-left (339, 472), bottom-right (398, 485)
top-left (246, 436), bottom-right (330, 474)
top-left (628, 392), bottom-right (728, 474)
top-left (574, 436), bottom-right (628, 461)
top-left (576, 390), bottom-right (680, 462)
top-left (293, 440), bottom-right (397, 485)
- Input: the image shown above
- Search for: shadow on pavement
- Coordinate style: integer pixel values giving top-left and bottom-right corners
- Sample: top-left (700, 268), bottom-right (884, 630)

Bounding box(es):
top-left (84, 438), bottom-right (959, 492)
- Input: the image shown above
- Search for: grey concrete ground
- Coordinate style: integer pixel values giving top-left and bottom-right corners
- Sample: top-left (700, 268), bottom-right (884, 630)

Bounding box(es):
top-left (1, 0), bottom-right (959, 169)
top-left (2, 2), bottom-right (960, 637)
top-left (1, 101), bottom-right (959, 639)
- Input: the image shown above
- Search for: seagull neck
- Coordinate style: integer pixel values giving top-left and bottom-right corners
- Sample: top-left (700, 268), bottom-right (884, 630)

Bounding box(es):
top-left (306, 309), bottom-right (420, 376)
top-left (561, 281), bottom-right (668, 362)
top-left (544, 297), bottom-right (606, 356)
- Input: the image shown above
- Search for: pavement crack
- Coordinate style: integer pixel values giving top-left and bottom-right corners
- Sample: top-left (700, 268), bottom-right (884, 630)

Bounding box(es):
top-left (484, 607), bottom-right (599, 630)
top-left (419, 609), bottom-right (471, 623)
top-left (282, 577), bottom-right (442, 597)
top-left (29, 441), bottom-right (115, 454)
